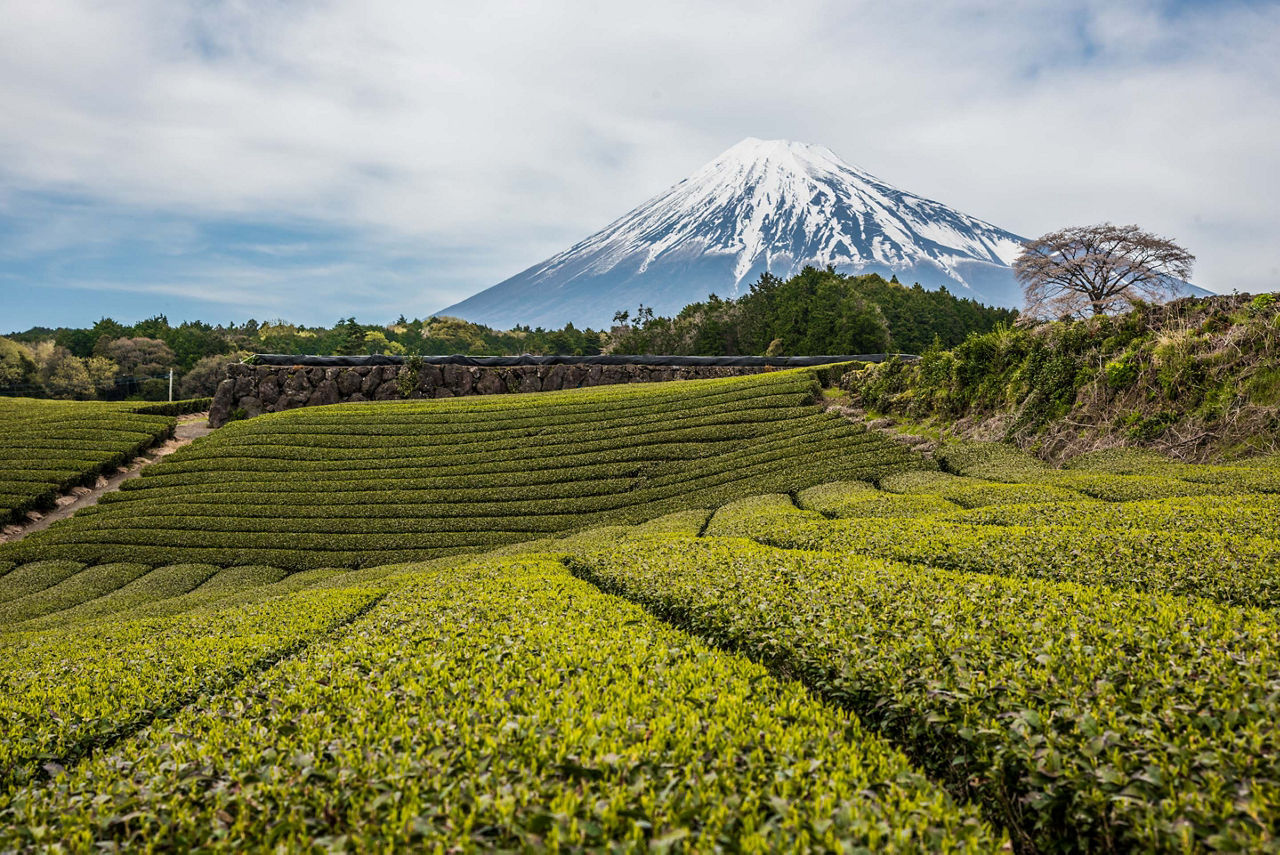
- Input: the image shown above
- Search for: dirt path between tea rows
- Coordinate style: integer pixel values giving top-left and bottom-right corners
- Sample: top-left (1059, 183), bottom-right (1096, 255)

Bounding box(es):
top-left (0, 414), bottom-right (213, 545)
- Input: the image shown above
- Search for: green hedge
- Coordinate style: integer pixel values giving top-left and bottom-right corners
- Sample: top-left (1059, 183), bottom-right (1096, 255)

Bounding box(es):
top-left (571, 537), bottom-right (1280, 852)
top-left (128, 398), bottom-right (212, 416)
top-left (0, 558), bottom-right (1001, 850)
top-left (3, 371), bottom-right (925, 571)
top-left (0, 584), bottom-right (377, 791)
top-left (716, 500), bottom-right (1280, 609)
top-left (0, 398), bottom-right (175, 524)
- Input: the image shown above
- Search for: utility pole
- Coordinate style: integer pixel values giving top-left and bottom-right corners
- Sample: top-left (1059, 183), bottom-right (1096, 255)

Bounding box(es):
top-left (168, 369), bottom-right (173, 402)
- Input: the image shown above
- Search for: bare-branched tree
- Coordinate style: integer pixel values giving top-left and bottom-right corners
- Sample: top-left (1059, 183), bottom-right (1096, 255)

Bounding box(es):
top-left (1013, 223), bottom-right (1194, 319)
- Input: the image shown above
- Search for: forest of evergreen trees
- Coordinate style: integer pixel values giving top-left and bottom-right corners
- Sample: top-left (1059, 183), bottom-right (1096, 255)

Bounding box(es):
top-left (609, 268), bottom-right (1016, 356)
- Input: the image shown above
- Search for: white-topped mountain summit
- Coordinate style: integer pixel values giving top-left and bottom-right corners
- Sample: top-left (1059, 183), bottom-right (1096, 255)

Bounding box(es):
top-left (439, 138), bottom-right (1028, 329)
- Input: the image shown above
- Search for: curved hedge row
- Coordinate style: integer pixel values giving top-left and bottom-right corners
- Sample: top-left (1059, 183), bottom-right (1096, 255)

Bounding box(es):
top-left (0, 370), bottom-right (925, 575)
top-left (0, 399), bottom-right (177, 525)
top-left (0, 583), bottom-right (380, 792)
top-left (570, 537), bottom-right (1280, 852)
top-left (710, 493), bottom-right (1280, 608)
top-left (0, 558), bottom-right (1000, 851)
top-left (939, 441), bottom-right (1280, 499)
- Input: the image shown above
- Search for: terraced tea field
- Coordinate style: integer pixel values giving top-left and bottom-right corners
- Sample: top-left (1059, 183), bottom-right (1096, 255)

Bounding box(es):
top-left (0, 397), bottom-right (208, 526)
top-left (0, 371), bottom-right (921, 571)
top-left (2, 371), bottom-right (1278, 851)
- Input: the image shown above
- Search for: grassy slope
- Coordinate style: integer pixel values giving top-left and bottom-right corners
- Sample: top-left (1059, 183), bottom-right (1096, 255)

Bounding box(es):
top-left (846, 293), bottom-right (1280, 461)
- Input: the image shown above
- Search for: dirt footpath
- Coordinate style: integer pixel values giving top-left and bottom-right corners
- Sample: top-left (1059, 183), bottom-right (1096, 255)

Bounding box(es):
top-left (1, 414), bottom-right (213, 544)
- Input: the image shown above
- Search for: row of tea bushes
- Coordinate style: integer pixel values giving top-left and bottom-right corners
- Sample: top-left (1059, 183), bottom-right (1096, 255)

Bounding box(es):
top-left (939, 441), bottom-right (1280, 499)
top-left (0, 562), bottom-right (152, 627)
top-left (0, 558), bottom-right (1001, 851)
top-left (0, 370), bottom-right (927, 572)
top-left (944, 493), bottom-right (1280, 539)
top-left (570, 537), bottom-right (1280, 852)
top-left (796, 480), bottom-right (960, 518)
top-left (0, 398), bottom-right (177, 524)
top-left (877, 470), bottom-right (1090, 508)
top-left (12, 563), bottom-right (223, 632)
top-left (127, 398), bottom-right (212, 417)
top-left (0, 583), bottom-right (381, 792)
top-left (709, 495), bottom-right (1280, 608)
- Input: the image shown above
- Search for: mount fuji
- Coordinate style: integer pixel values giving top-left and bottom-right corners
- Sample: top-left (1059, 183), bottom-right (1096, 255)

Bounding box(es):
top-left (439, 138), bottom-right (1030, 329)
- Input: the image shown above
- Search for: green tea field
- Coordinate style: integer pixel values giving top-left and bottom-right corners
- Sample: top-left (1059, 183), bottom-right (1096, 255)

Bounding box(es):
top-left (1, 370), bottom-right (1278, 851)
top-left (0, 397), bottom-right (211, 527)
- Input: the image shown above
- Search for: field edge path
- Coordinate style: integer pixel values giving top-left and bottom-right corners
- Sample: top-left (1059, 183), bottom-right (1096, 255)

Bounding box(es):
top-left (0, 414), bottom-right (212, 545)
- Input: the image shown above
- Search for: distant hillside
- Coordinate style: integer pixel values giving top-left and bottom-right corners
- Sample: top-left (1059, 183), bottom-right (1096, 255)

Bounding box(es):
top-left (846, 294), bottom-right (1280, 461)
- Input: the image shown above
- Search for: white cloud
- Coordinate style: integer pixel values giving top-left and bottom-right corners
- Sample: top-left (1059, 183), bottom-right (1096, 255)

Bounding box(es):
top-left (0, 0), bottom-right (1277, 317)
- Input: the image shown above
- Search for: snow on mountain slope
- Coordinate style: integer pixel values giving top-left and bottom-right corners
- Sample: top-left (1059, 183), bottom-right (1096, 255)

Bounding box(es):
top-left (440, 138), bottom-right (1031, 329)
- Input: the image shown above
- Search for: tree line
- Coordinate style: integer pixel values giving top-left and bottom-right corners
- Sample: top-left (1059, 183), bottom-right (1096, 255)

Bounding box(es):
top-left (609, 268), bottom-right (1016, 356)
top-left (1, 269), bottom-right (1016, 400)
top-left (0, 315), bottom-right (612, 400)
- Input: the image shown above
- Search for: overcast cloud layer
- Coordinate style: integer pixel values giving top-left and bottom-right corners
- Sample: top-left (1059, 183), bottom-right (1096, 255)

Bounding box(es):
top-left (1, 0), bottom-right (1277, 330)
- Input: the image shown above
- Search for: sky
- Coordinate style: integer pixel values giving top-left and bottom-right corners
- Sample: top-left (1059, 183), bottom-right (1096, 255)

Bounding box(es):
top-left (1, 0), bottom-right (1278, 331)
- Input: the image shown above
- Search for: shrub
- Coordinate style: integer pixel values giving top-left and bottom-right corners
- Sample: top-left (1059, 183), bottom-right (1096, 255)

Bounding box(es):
top-left (1103, 353), bottom-right (1139, 389)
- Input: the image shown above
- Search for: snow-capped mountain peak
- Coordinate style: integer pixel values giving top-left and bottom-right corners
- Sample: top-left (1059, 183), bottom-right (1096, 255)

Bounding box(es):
top-left (438, 139), bottom-right (1029, 329)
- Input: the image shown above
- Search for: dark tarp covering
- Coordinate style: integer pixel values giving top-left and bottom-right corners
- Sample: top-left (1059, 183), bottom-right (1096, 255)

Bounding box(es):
top-left (246, 353), bottom-right (914, 367)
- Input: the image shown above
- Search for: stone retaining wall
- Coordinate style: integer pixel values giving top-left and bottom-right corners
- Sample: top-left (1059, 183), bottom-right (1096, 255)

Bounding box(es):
top-left (209, 361), bottom-right (770, 427)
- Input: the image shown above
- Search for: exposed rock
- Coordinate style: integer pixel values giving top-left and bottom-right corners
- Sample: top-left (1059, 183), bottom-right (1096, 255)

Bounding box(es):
top-left (543, 364), bottom-right (567, 390)
top-left (475, 372), bottom-right (506, 394)
top-left (258, 377), bottom-right (281, 405)
top-left (337, 371), bottom-right (362, 396)
top-left (209, 378), bottom-right (236, 427)
top-left (283, 369), bottom-right (311, 396)
top-left (442, 364), bottom-right (470, 393)
top-left (311, 380), bottom-right (340, 406)
top-left (421, 364), bottom-right (444, 387)
top-left (209, 360), bottom-right (781, 425)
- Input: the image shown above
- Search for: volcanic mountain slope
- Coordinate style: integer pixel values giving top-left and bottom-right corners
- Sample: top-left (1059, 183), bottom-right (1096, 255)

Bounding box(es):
top-left (439, 138), bottom-right (1030, 329)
